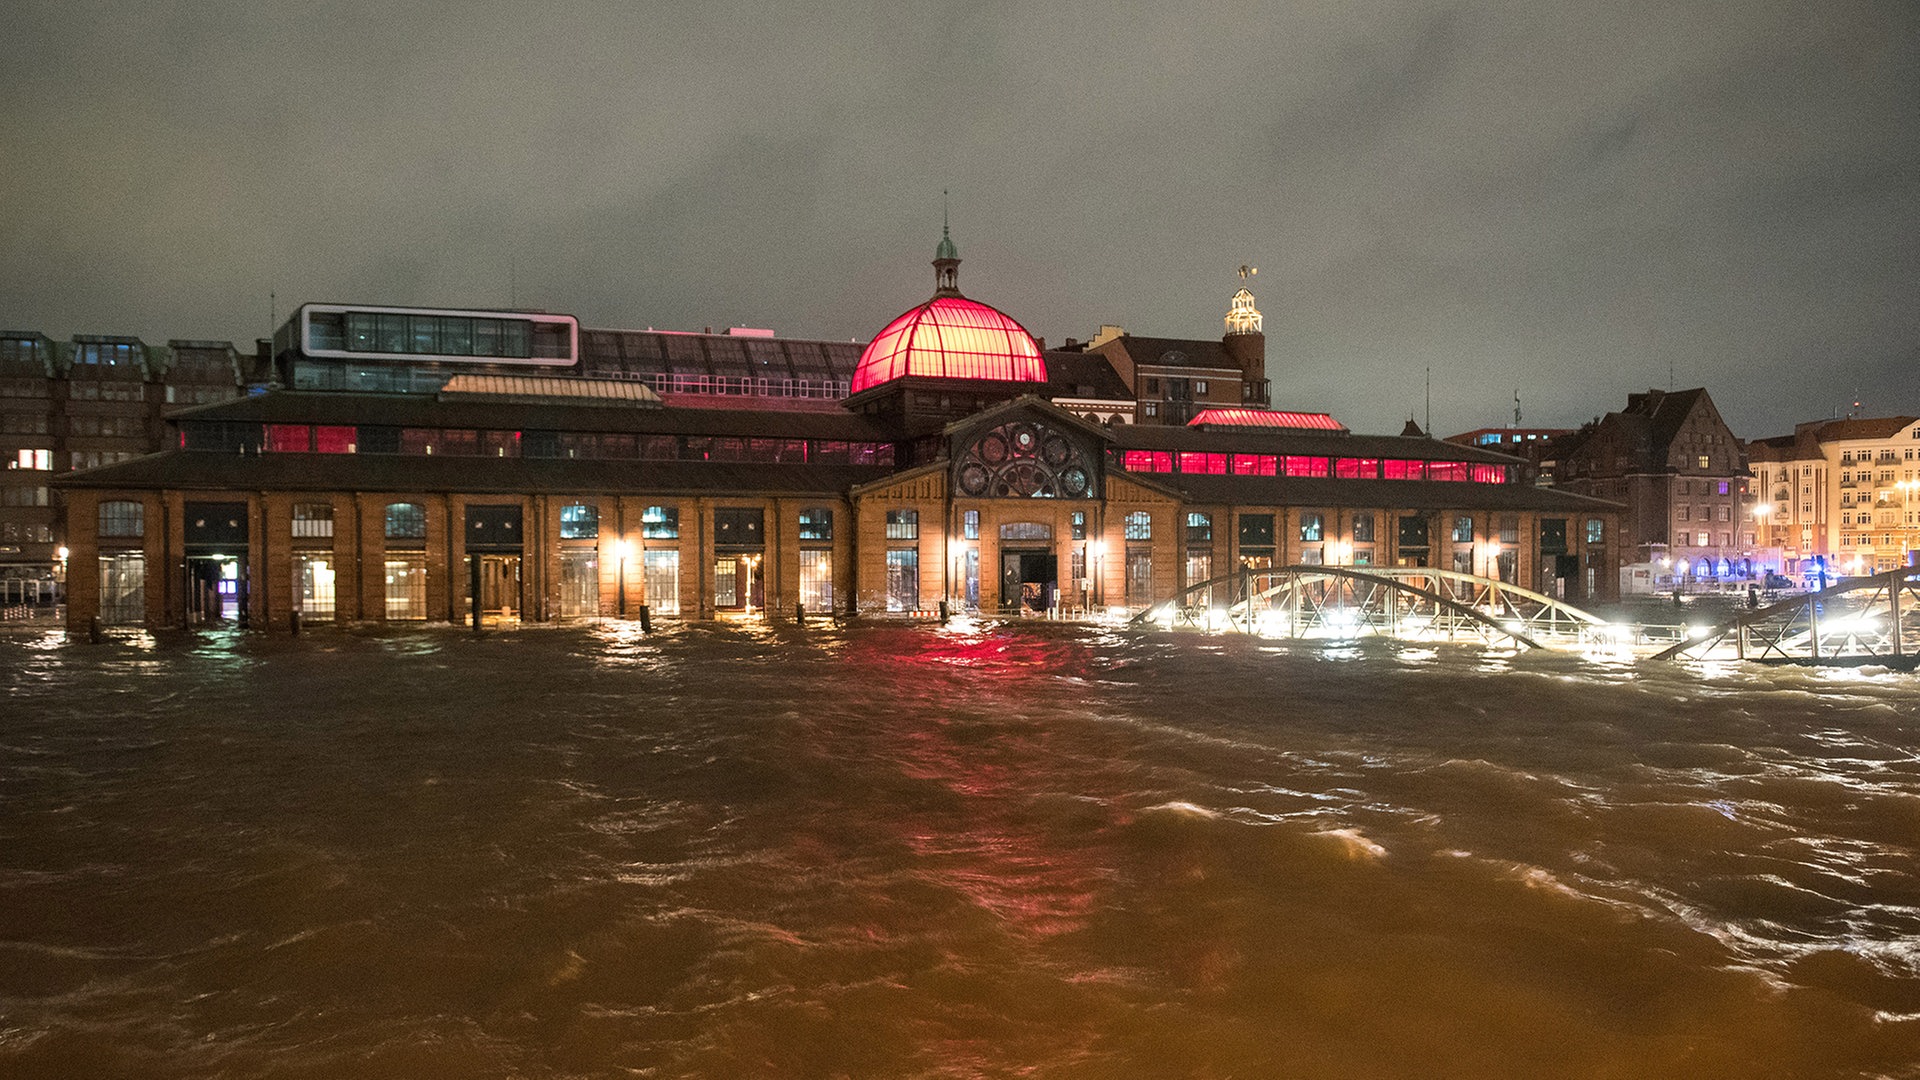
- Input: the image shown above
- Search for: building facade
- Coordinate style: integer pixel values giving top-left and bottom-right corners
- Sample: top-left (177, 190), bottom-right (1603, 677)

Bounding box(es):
top-left (1549, 388), bottom-right (1754, 590)
top-left (55, 240), bottom-right (1622, 630)
top-left (1749, 415), bottom-right (1920, 581)
top-left (1, 332), bottom-right (247, 607)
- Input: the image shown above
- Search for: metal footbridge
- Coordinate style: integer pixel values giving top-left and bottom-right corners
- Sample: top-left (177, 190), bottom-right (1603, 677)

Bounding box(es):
top-left (1128, 565), bottom-right (1920, 666)
top-left (1648, 568), bottom-right (1918, 665)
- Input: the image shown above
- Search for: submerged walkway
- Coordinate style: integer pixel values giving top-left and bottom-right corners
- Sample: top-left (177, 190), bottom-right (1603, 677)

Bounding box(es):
top-left (1129, 565), bottom-right (1920, 667)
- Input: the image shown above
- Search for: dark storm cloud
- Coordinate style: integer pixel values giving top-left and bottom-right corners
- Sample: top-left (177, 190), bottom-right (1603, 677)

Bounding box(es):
top-left (3, 0), bottom-right (1915, 437)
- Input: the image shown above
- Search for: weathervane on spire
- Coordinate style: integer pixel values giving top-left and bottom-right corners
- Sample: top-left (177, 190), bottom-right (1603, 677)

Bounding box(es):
top-left (1226, 264), bottom-right (1262, 335)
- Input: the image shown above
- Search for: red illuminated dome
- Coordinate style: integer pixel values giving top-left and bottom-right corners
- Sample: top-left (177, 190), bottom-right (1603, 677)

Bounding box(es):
top-left (848, 224), bottom-right (1047, 394)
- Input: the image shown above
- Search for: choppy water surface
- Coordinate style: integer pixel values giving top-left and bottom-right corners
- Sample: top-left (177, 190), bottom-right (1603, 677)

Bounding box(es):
top-left (2, 621), bottom-right (1917, 1079)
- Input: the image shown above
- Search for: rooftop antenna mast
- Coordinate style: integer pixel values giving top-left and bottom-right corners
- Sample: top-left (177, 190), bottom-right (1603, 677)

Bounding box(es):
top-left (1513, 389), bottom-right (1521, 427)
top-left (1424, 365), bottom-right (1431, 436)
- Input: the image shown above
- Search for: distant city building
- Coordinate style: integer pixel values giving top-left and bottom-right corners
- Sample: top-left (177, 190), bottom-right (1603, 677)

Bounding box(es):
top-left (0, 332), bottom-right (247, 606)
top-left (1443, 427), bottom-right (1573, 485)
top-left (1549, 388), bottom-right (1753, 591)
top-left (1748, 414), bottom-right (1920, 580)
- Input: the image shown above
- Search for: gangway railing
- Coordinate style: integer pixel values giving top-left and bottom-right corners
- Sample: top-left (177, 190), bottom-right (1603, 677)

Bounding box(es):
top-left (1130, 566), bottom-right (1619, 652)
top-left (1649, 568), bottom-right (1920, 663)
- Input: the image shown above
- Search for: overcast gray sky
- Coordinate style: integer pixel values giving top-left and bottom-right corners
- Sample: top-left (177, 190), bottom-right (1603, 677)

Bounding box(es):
top-left (3, 1), bottom-right (1915, 437)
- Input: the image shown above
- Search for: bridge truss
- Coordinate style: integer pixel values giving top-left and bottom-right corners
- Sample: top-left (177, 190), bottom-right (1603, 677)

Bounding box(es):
top-left (1649, 568), bottom-right (1920, 664)
top-left (1131, 566), bottom-right (1617, 652)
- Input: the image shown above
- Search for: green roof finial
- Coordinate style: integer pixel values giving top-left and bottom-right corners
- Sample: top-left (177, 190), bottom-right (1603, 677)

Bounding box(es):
top-left (936, 189), bottom-right (958, 260)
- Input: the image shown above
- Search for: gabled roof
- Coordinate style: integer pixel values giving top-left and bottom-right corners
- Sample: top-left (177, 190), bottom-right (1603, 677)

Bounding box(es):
top-left (1097, 335), bottom-right (1240, 372)
top-left (941, 394), bottom-right (1115, 444)
top-left (1805, 416), bottom-right (1919, 442)
top-left (1041, 350), bottom-right (1131, 401)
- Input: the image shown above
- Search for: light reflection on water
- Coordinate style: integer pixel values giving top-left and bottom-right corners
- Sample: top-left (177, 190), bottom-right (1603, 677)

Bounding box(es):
top-left (1, 620), bottom-right (1917, 1078)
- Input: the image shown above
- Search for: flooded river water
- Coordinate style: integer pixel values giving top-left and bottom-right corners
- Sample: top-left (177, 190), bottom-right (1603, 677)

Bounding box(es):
top-left (2, 621), bottom-right (1917, 1078)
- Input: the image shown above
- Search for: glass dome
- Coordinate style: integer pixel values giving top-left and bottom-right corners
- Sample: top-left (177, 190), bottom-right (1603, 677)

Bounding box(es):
top-left (849, 296), bottom-right (1047, 393)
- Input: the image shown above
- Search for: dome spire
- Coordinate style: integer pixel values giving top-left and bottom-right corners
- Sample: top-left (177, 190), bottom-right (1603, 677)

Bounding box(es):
top-left (933, 190), bottom-right (961, 295)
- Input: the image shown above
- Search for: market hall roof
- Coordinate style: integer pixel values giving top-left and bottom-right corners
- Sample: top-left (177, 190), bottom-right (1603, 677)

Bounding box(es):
top-left (1111, 423), bottom-right (1527, 465)
top-left (165, 391), bottom-right (902, 441)
top-left (1187, 408), bottom-right (1346, 432)
top-left (1158, 472), bottom-right (1624, 514)
top-left (54, 450), bottom-right (895, 498)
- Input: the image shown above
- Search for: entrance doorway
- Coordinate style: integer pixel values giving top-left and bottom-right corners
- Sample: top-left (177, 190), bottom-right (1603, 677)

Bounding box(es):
top-left (1000, 550), bottom-right (1057, 613)
top-left (478, 555), bottom-right (522, 623)
top-left (185, 555), bottom-right (245, 625)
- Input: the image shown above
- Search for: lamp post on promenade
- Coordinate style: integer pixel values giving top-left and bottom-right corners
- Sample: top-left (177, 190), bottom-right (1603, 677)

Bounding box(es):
top-left (613, 538), bottom-right (631, 617)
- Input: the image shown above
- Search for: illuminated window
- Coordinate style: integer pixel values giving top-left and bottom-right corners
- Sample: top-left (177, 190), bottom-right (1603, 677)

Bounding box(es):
top-left (642, 505), bottom-right (679, 539)
top-left (264, 424), bottom-right (310, 452)
top-left (560, 503), bottom-right (599, 539)
top-left (1452, 516), bottom-right (1474, 543)
top-left (1070, 511), bottom-right (1086, 540)
top-left (385, 502), bottom-right (426, 543)
top-left (292, 502), bottom-right (334, 539)
top-left (1352, 513), bottom-right (1374, 543)
top-left (799, 507), bottom-right (833, 542)
top-left (886, 509), bottom-right (919, 540)
top-left (1186, 512), bottom-right (1212, 543)
top-left (886, 549), bottom-right (919, 611)
top-left (315, 426), bottom-right (356, 453)
top-left (643, 550), bottom-right (680, 613)
top-left (1124, 512), bottom-right (1152, 540)
top-left (13, 448), bottom-right (50, 470)
top-left (961, 509), bottom-right (979, 540)
top-left (799, 549), bottom-right (833, 612)
top-left (1299, 513), bottom-right (1323, 542)
top-left (1586, 519), bottom-right (1605, 544)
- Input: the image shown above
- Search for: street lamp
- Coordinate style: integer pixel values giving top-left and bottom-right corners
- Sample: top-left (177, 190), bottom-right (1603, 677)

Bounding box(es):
top-left (612, 538), bottom-right (631, 617)
top-left (1089, 540), bottom-right (1107, 609)
top-left (740, 553), bottom-right (761, 614)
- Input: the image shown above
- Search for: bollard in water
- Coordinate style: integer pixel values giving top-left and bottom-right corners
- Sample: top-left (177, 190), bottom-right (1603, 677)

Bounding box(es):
top-left (637, 604), bottom-right (652, 633)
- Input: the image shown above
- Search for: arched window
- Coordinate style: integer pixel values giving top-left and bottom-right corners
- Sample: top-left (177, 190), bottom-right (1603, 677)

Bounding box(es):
top-left (560, 502), bottom-right (599, 539)
top-left (798, 507), bottom-right (833, 541)
top-left (99, 500), bottom-right (143, 538)
top-left (385, 502), bottom-right (426, 542)
top-left (641, 505), bottom-right (678, 539)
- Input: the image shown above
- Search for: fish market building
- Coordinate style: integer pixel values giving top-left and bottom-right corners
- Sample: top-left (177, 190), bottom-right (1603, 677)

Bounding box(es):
top-left (55, 241), bottom-right (1621, 630)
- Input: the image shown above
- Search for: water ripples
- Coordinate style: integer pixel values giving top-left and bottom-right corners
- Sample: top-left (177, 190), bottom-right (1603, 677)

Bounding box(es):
top-left (2, 621), bottom-right (1917, 1076)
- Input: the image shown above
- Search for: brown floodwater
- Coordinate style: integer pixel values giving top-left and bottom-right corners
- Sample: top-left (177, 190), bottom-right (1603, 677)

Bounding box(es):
top-left (1, 621), bottom-right (1916, 1078)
